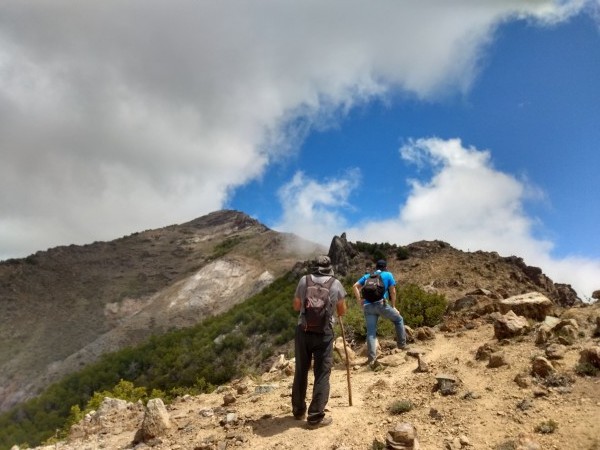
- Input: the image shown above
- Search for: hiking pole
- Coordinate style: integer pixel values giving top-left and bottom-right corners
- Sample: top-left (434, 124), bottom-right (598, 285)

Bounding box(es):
top-left (338, 316), bottom-right (353, 406)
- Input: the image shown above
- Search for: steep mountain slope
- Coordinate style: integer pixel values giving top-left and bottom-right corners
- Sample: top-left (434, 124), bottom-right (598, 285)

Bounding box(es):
top-left (0, 210), bottom-right (324, 412)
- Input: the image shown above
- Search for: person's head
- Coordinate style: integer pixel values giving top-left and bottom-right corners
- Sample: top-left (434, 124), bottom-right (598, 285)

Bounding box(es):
top-left (314, 255), bottom-right (334, 276)
top-left (375, 259), bottom-right (387, 271)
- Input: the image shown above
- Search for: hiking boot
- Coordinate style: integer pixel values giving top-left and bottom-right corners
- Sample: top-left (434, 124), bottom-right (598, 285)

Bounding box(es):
top-left (307, 416), bottom-right (333, 428)
top-left (369, 359), bottom-right (383, 371)
top-left (293, 411), bottom-right (306, 420)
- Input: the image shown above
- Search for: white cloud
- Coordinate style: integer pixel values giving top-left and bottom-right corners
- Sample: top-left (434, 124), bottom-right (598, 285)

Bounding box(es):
top-left (274, 170), bottom-right (358, 241)
top-left (0, 1), bottom-right (591, 259)
top-left (341, 138), bottom-right (598, 299)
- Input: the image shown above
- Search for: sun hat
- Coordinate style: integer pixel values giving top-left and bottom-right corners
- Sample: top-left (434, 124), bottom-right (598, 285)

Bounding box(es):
top-left (315, 255), bottom-right (334, 276)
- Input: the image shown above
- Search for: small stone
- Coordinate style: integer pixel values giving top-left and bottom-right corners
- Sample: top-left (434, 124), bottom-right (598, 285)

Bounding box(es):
top-left (223, 393), bottom-right (236, 406)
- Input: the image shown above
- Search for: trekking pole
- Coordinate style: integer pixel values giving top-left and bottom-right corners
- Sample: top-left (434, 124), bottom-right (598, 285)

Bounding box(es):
top-left (338, 316), bottom-right (353, 406)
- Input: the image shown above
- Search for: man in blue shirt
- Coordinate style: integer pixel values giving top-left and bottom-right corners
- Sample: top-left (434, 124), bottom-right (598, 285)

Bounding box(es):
top-left (353, 259), bottom-right (407, 368)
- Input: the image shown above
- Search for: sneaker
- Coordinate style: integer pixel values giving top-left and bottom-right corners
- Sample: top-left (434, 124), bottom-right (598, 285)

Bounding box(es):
top-left (307, 416), bottom-right (333, 428)
top-left (293, 411), bottom-right (306, 420)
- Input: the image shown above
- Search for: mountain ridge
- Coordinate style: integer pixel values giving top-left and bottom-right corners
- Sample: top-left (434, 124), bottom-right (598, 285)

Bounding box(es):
top-left (0, 210), bottom-right (585, 415)
top-left (0, 210), bottom-right (324, 412)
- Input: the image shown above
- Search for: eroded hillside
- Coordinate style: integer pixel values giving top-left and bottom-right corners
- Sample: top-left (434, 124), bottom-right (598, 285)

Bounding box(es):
top-left (0, 210), bottom-right (324, 412)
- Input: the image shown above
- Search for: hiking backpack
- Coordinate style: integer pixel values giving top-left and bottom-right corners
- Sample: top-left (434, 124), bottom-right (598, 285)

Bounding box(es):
top-left (362, 272), bottom-right (386, 302)
top-left (303, 275), bottom-right (336, 333)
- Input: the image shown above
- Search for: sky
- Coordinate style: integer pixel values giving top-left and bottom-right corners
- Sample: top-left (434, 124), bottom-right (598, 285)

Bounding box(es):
top-left (0, 1), bottom-right (599, 299)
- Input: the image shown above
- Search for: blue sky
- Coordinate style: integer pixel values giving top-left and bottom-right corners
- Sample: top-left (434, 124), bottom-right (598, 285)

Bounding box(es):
top-left (1, 1), bottom-right (599, 298)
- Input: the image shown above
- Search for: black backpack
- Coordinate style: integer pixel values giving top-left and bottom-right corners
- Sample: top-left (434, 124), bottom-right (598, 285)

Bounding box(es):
top-left (303, 275), bottom-right (336, 333)
top-left (362, 272), bottom-right (386, 302)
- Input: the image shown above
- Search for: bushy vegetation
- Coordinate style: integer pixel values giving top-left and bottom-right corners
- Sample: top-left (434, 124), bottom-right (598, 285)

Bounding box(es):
top-left (575, 361), bottom-right (599, 377)
top-left (0, 273), bottom-right (299, 449)
top-left (209, 236), bottom-right (245, 260)
top-left (336, 283), bottom-right (446, 341)
top-left (398, 284), bottom-right (447, 328)
top-left (354, 241), bottom-right (409, 262)
top-left (389, 399), bottom-right (413, 415)
top-left (535, 419), bottom-right (558, 434)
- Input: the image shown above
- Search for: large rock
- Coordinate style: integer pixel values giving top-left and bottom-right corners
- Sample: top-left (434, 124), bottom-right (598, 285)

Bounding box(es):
top-left (494, 310), bottom-right (530, 339)
top-left (334, 337), bottom-right (356, 363)
top-left (579, 346), bottom-right (600, 368)
top-left (386, 422), bottom-right (420, 449)
top-left (499, 292), bottom-right (553, 321)
top-left (531, 356), bottom-right (555, 378)
top-left (134, 398), bottom-right (171, 443)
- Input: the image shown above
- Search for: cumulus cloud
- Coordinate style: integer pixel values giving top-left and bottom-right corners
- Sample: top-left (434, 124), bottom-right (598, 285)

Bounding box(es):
top-left (283, 137), bottom-right (598, 298)
top-left (275, 170), bottom-right (358, 241)
top-left (0, 0), bottom-right (591, 260)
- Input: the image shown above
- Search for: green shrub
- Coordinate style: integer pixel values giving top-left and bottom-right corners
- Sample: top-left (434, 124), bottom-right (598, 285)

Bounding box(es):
top-left (389, 399), bottom-right (413, 415)
top-left (575, 362), bottom-right (599, 377)
top-left (395, 246), bottom-right (410, 260)
top-left (535, 419), bottom-right (558, 434)
top-left (398, 284), bottom-right (447, 327)
top-left (371, 439), bottom-right (386, 450)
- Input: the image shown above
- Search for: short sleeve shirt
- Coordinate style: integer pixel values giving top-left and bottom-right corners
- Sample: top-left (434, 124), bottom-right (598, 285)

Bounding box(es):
top-left (357, 270), bottom-right (396, 300)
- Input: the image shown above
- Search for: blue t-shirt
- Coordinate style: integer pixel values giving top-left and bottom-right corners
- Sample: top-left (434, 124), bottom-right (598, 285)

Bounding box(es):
top-left (357, 270), bottom-right (395, 300)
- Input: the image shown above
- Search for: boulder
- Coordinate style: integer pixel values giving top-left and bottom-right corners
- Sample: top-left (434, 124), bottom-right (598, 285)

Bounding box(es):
top-left (545, 343), bottom-right (567, 360)
top-left (494, 310), bottom-right (530, 339)
top-left (531, 357), bottom-right (555, 378)
top-left (135, 398), bottom-right (171, 443)
top-left (499, 292), bottom-right (553, 321)
top-left (475, 342), bottom-right (498, 361)
top-left (579, 346), bottom-right (600, 368)
top-left (488, 352), bottom-right (509, 368)
top-left (415, 327), bottom-right (435, 341)
top-left (386, 422), bottom-right (420, 449)
top-left (515, 433), bottom-right (541, 450)
top-left (334, 336), bottom-right (356, 363)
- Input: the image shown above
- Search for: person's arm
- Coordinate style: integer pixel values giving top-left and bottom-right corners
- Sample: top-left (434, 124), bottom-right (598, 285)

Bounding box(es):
top-left (352, 282), bottom-right (364, 308)
top-left (293, 276), bottom-right (306, 311)
top-left (293, 295), bottom-right (302, 312)
top-left (389, 285), bottom-right (397, 309)
top-left (336, 297), bottom-right (347, 316)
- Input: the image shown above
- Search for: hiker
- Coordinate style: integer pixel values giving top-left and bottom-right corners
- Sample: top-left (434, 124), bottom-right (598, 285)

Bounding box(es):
top-left (353, 259), bottom-right (407, 368)
top-left (292, 255), bottom-right (347, 427)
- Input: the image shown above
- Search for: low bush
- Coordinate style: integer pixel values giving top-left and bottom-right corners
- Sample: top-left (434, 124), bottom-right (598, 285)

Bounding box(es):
top-left (575, 362), bottom-right (599, 377)
top-left (389, 399), bottom-right (413, 415)
top-left (535, 419), bottom-right (558, 434)
top-left (398, 284), bottom-right (447, 328)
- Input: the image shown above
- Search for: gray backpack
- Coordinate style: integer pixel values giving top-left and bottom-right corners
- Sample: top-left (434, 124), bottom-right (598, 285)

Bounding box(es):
top-left (303, 275), bottom-right (336, 333)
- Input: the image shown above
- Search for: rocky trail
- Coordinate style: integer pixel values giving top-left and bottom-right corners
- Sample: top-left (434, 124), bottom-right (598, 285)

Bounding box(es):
top-left (20, 302), bottom-right (600, 450)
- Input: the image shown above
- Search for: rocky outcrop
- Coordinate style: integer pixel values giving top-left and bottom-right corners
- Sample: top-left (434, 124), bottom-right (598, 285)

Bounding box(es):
top-left (499, 292), bottom-right (553, 320)
top-left (328, 232), bottom-right (358, 276)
